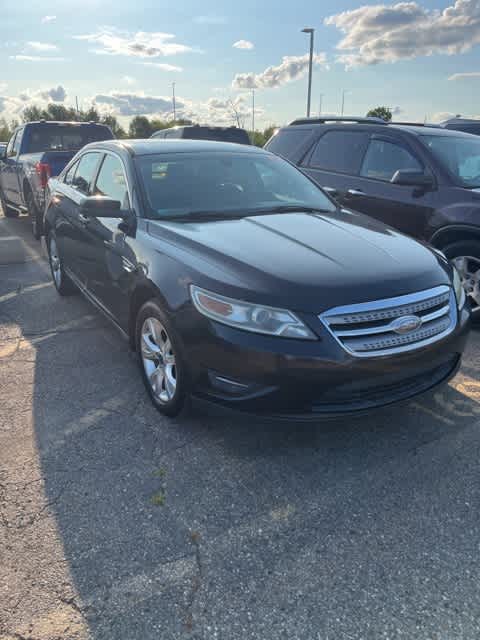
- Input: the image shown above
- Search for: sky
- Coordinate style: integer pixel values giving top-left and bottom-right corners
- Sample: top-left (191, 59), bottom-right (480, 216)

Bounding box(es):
top-left (1, 0), bottom-right (480, 129)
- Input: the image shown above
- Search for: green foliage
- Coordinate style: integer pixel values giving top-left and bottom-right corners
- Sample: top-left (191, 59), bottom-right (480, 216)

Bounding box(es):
top-left (129, 115), bottom-right (152, 139)
top-left (366, 106), bottom-right (393, 122)
top-left (249, 125), bottom-right (279, 147)
top-left (0, 117), bottom-right (18, 142)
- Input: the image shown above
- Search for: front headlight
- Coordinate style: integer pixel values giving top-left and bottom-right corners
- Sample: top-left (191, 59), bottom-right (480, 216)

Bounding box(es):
top-left (190, 285), bottom-right (317, 340)
top-left (453, 266), bottom-right (466, 310)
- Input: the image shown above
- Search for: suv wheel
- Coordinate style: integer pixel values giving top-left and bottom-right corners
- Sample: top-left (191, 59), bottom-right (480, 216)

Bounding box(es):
top-left (25, 189), bottom-right (43, 240)
top-left (0, 189), bottom-right (18, 218)
top-left (136, 300), bottom-right (188, 417)
top-left (47, 232), bottom-right (77, 296)
top-left (443, 241), bottom-right (480, 322)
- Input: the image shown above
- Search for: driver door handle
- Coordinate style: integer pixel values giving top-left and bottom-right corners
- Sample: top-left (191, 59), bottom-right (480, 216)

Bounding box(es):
top-left (323, 186), bottom-right (338, 196)
top-left (347, 188), bottom-right (365, 196)
top-left (78, 213), bottom-right (90, 225)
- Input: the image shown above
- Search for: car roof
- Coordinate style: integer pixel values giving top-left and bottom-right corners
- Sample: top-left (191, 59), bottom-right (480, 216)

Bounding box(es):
top-left (84, 139), bottom-right (265, 156)
top-left (278, 121), bottom-right (475, 138)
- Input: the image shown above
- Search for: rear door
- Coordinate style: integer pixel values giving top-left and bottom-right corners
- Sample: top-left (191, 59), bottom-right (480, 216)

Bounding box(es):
top-left (341, 135), bottom-right (436, 238)
top-left (81, 152), bottom-right (134, 326)
top-left (301, 129), bottom-right (370, 201)
top-left (3, 130), bottom-right (23, 204)
top-left (57, 152), bottom-right (102, 285)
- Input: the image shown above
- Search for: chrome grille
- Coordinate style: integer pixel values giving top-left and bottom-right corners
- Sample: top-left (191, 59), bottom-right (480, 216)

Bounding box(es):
top-left (320, 286), bottom-right (457, 357)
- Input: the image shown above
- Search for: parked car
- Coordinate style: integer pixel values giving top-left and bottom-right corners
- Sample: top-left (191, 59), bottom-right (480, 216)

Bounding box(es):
top-left (0, 143), bottom-right (6, 157)
top-left (439, 117), bottom-right (480, 136)
top-left (151, 124), bottom-right (251, 145)
top-left (43, 139), bottom-right (469, 418)
top-left (265, 116), bottom-right (480, 318)
top-left (0, 121), bottom-right (114, 238)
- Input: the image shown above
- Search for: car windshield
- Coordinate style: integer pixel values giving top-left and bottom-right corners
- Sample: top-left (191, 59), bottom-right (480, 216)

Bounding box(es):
top-left (135, 151), bottom-right (335, 220)
top-left (421, 134), bottom-right (480, 188)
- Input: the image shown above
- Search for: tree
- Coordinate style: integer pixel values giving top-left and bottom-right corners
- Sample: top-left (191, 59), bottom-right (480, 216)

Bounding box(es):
top-left (366, 106), bottom-right (392, 121)
top-left (0, 118), bottom-right (18, 141)
top-left (101, 114), bottom-right (126, 138)
top-left (129, 116), bottom-right (152, 138)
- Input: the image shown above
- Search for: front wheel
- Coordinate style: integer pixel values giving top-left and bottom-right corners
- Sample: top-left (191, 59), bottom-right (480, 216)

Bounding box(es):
top-left (443, 240), bottom-right (480, 323)
top-left (136, 300), bottom-right (188, 417)
top-left (0, 189), bottom-right (18, 218)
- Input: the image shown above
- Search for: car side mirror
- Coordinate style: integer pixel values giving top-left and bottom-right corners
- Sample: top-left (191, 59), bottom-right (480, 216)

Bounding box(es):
top-left (79, 196), bottom-right (122, 218)
top-left (391, 170), bottom-right (434, 188)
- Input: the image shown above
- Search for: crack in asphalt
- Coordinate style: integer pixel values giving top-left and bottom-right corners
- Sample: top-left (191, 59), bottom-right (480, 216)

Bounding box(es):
top-left (185, 531), bottom-right (204, 632)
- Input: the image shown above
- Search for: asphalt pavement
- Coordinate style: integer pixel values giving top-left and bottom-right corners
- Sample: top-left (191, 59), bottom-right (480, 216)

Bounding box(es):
top-left (1, 210), bottom-right (480, 640)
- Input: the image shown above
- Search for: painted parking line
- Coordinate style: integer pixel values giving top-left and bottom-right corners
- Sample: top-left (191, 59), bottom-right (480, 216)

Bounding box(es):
top-left (0, 281), bottom-right (52, 304)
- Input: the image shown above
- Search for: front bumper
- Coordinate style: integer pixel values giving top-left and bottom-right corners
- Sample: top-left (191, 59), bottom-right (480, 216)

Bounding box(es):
top-left (182, 305), bottom-right (470, 419)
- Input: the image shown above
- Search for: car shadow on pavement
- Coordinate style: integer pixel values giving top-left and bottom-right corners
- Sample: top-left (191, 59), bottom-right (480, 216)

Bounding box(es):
top-left (4, 215), bottom-right (480, 639)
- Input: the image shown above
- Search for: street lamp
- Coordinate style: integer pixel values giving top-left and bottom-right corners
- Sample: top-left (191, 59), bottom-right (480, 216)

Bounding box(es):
top-left (172, 82), bottom-right (176, 122)
top-left (301, 28), bottom-right (314, 118)
top-left (341, 89), bottom-right (349, 117)
top-left (318, 93), bottom-right (324, 116)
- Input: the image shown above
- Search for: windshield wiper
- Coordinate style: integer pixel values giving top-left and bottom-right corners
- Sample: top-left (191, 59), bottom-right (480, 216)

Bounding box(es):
top-left (251, 205), bottom-right (335, 215)
top-left (156, 211), bottom-right (248, 222)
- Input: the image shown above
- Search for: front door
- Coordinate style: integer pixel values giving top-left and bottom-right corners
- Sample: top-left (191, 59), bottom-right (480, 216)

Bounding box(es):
top-left (2, 131), bottom-right (22, 204)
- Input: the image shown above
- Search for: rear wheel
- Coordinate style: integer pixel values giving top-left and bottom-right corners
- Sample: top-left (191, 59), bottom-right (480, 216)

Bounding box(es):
top-left (0, 189), bottom-right (18, 218)
top-left (25, 188), bottom-right (43, 240)
top-left (136, 300), bottom-right (188, 417)
top-left (47, 232), bottom-right (77, 296)
top-left (443, 240), bottom-right (480, 322)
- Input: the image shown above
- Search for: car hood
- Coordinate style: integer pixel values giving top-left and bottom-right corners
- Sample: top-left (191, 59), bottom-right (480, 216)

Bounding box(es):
top-left (148, 209), bottom-right (452, 313)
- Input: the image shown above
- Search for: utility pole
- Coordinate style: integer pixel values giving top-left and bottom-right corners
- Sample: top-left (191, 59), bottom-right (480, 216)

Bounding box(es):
top-left (252, 89), bottom-right (255, 141)
top-left (301, 28), bottom-right (315, 118)
top-left (75, 96), bottom-right (79, 113)
top-left (341, 89), bottom-right (346, 116)
top-left (172, 82), bottom-right (176, 122)
top-left (318, 93), bottom-right (324, 116)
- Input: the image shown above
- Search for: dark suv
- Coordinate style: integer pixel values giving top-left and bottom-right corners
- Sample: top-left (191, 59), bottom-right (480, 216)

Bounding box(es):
top-left (439, 117), bottom-right (480, 136)
top-left (265, 117), bottom-right (480, 317)
top-left (151, 125), bottom-right (250, 145)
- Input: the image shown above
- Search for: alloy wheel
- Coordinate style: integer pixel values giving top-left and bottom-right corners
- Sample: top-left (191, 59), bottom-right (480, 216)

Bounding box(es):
top-left (140, 317), bottom-right (177, 404)
top-left (49, 236), bottom-right (62, 289)
top-left (452, 255), bottom-right (480, 312)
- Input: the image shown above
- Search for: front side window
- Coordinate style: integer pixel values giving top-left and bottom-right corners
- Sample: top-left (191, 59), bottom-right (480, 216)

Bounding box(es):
top-left (135, 151), bottom-right (336, 220)
top-left (360, 139), bottom-right (423, 182)
top-left (64, 160), bottom-right (79, 185)
top-left (72, 153), bottom-right (101, 195)
top-left (94, 154), bottom-right (130, 208)
top-left (421, 134), bottom-right (480, 188)
top-left (309, 130), bottom-right (370, 174)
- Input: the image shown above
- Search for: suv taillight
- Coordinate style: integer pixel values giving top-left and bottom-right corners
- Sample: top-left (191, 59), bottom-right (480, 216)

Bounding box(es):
top-left (35, 162), bottom-right (51, 189)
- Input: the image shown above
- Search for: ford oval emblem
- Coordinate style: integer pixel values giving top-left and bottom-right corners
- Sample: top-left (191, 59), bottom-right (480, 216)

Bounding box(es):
top-left (391, 315), bottom-right (423, 335)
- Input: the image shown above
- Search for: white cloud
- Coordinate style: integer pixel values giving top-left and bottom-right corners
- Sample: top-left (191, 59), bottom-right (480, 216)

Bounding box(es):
top-left (194, 15), bottom-right (227, 25)
top-left (0, 86), bottom-right (67, 119)
top-left (232, 53), bottom-right (328, 89)
top-left (10, 55), bottom-right (65, 62)
top-left (41, 15), bottom-right (57, 24)
top-left (74, 29), bottom-right (192, 58)
top-left (93, 91), bottom-right (180, 116)
top-left (233, 40), bottom-right (254, 50)
top-left (449, 71), bottom-right (480, 80)
top-left (142, 62), bottom-right (183, 72)
top-left (431, 111), bottom-right (480, 122)
top-left (392, 106), bottom-right (403, 115)
top-left (325, 0), bottom-right (480, 67)
top-left (122, 76), bottom-right (136, 85)
top-left (27, 41), bottom-right (58, 52)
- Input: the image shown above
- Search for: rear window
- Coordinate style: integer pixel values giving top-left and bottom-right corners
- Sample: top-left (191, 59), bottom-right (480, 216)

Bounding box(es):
top-left (308, 130), bottom-right (370, 174)
top-left (445, 123), bottom-right (480, 136)
top-left (265, 128), bottom-right (313, 159)
top-left (25, 125), bottom-right (113, 153)
top-left (185, 128), bottom-right (250, 145)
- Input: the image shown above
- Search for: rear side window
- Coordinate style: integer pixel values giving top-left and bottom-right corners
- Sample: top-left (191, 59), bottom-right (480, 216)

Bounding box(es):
top-left (25, 125), bottom-right (113, 153)
top-left (266, 129), bottom-right (313, 159)
top-left (308, 130), bottom-right (369, 174)
top-left (72, 152), bottom-right (101, 195)
top-left (360, 139), bottom-right (423, 181)
top-left (446, 123), bottom-right (480, 136)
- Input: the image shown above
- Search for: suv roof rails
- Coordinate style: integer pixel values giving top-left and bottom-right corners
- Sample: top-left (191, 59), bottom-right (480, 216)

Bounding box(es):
top-left (389, 121), bottom-right (440, 128)
top-left (289, 116), bottom-right (387, 126)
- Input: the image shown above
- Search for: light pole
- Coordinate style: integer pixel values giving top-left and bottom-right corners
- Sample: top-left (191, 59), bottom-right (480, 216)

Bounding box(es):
top-left (301, 28), bottom-right (314, 118)
top-left (318, 93), bottom-right (324, 116)
top-left (172, 82), bottom-right (176, 122)
top-left (252, 88), bottom-right (255, 142)
top-left (341, 89), bottom-right (348, 116)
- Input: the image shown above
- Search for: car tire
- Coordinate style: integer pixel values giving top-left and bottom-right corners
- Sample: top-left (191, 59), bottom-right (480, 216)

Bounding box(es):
top-left (135, 300), bottom-right (189, 417)
top-left (0, 189), bottom-right (18, 218)
top-left (442, 240), bottom-right (480, 323)
top-left (47, 231), bottom-right (77, 296)
top-left (25, 188), bottom-right (43, 240)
